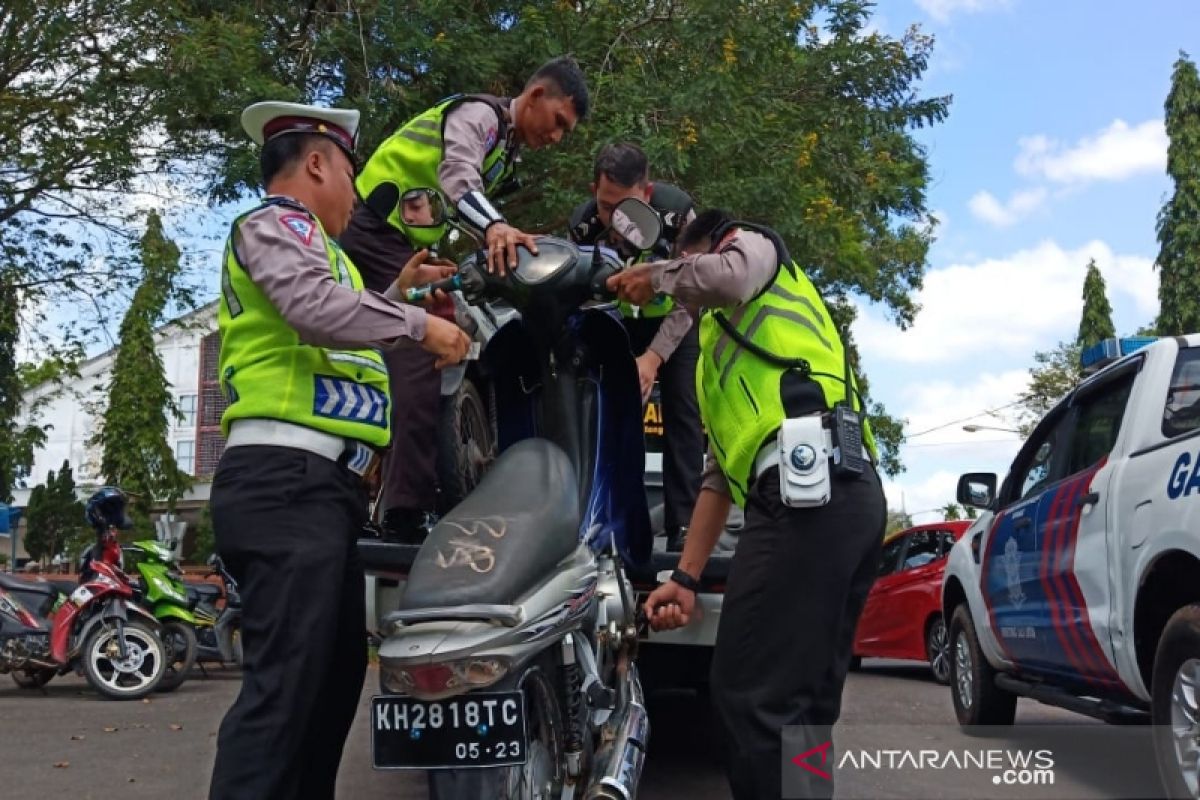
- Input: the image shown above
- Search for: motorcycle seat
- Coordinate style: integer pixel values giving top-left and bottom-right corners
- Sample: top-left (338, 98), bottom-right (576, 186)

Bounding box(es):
top-left (187, 582), bottom-right (223, 604)
top-left (400, 438), bottom-right (582, 609)
top-left (0, 573), bottom-right (61, 597)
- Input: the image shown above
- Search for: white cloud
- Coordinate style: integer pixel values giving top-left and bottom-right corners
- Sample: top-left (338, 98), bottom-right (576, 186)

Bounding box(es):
top-left (967, 187), bottom-right (1048, 227)
top-left (915, 0), bottom-right (1012, 23)
top-left (1015, 119), bottom-right (1167, 184)
top-left (877, 370), bottom-right (1031, 522)
top-left (853, 239), bottom-right (1157, 365)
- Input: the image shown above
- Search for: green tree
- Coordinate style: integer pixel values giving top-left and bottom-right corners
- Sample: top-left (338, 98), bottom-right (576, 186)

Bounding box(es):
top-left (90, 212), bottom-right (191, 522)
top-left (942, 503), bottom-right (962, 521)
top-left (0, 278), bottom-right (47, 502)
top-left (189, 505), bottom-right (216, 565)
top-left (1, 1), bottom-right (177, 305)
top-left (156, 0), bottom-right (946, 475)
top-left (1077, 259), bottom-right (1115, 350)
top-left (1016, 341), bottom-right (1081, 436)
top-left (965, 505), bottom-right (977, 520)
top-left (1157, 52), bottom-right (1200, 336)
top-left (22, 461), bottom-right (85, 565)
top-left (886, 509), bottom-right (912, 535)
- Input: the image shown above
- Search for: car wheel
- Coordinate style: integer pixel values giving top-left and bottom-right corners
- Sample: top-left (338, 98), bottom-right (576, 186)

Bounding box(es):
top-left (949, 604), bottom-right (1016, 726)
top-left (926, 615), bottom-right (952, 685)
top-left (437, 377), bottom-right (496, 511)
top-left (1151, 604), bottom-right (1200, 799)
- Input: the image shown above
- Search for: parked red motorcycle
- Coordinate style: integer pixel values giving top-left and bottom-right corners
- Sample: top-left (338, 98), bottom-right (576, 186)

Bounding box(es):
top-left (0, 488), bottom-right (167, 699)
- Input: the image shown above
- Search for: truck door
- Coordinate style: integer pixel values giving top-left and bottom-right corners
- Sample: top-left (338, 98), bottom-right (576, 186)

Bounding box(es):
top-left (980, 409), bottom-right (1072, 673)
top-left (1034, 367), bottom-right (1136, 693)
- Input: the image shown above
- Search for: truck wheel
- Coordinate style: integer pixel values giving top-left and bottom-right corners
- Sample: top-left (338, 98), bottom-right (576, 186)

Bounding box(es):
top-left (926, 615), bottom-right (952, 685)
top-left (437, 377), bottom-right (495, 511)
top-left (949, 604), bottom-right (1016, 726)
top-left (1151, 604), bottom-right (1200, 799)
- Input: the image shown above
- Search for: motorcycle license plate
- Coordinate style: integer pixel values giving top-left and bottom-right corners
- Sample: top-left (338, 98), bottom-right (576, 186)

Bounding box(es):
top-left (371, 692), bottom-right (527, 770)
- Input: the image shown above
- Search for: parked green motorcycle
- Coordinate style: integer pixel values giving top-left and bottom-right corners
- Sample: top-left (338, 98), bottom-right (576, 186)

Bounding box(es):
top-left (126, 540), bottom-right (198, 692)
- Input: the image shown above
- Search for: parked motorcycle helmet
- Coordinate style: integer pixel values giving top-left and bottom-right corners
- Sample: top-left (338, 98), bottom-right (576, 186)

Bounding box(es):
top-left (85, 487), bottom-right (133, 531)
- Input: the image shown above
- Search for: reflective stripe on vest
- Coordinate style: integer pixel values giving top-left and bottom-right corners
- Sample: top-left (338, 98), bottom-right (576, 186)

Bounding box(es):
top-left (356, 95), bottom-right (514, 248)
top-left (696, 228), bottom-right (876, 506)
top-left (218, 199), bottom-right (392, 448)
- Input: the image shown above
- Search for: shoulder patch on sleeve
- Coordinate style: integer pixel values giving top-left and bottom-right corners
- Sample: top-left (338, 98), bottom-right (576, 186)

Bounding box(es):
top-left (483, 126), bottom-right (498, 152)
top-left (279, 213), bottom-right (315, 246)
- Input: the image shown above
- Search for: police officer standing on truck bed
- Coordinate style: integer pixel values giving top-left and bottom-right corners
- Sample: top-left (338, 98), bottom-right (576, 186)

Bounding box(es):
top-left (608, 209), bottom-right (887, 800)
top-left (207, 101), bottom-right (470, 800)
top-left (568, 142), bottom-right (704, 552)
top-left (339, 56), bottom-right (590, 543)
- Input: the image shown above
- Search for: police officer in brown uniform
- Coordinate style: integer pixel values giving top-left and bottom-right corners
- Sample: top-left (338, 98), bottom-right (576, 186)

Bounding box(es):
top-left (568, 143), bottom-right (705, 551)
top-left (207, 102), bottom-right (470, 800)
top-left (339, 57), bottom-right (590, 541)
top-left (610, 210), bottom-right (886, 800)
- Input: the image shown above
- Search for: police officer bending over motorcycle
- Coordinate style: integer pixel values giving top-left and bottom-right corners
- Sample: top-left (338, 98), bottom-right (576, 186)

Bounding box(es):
top-left (207, 101), bottom-right (469, 800)
top-left (608, 209), bottom-right (887, 800)
top-left (569, 142), bottom-right (704, 552)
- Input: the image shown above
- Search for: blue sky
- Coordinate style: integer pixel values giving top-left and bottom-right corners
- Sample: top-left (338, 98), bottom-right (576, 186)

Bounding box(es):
top-left (854, 0), bottom-right (1199, 521)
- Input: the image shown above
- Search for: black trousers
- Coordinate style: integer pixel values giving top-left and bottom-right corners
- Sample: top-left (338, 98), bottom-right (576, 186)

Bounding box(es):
top-left (711, 464), bottom-right (886, 800)
top-left (623, 316), bottom-right (705, 533)
top-left (208, 445), bottom-right (370, 800)
top-left (338, 206), bottom-right (440, 513)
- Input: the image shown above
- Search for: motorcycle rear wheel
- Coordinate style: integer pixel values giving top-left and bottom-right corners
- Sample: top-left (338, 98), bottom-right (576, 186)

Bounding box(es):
top-left (427, 663), bottom-right (566, 800)
top-left (11, 668), bottom-right (55, 689)
top-left (156, 621), bottom-right (198, 692)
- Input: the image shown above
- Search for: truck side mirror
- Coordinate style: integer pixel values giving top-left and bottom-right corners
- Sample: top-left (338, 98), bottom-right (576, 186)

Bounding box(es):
top-left (957, 472), bottom-right (998, 510)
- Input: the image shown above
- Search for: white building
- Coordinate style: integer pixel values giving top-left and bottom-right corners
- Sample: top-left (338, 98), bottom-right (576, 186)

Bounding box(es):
top-left (6, 302), bottom-right (225, 560)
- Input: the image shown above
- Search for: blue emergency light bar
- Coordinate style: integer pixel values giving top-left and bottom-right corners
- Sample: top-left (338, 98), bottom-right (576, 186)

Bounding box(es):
top-left (1080, 336), bottom-right (1158, 374)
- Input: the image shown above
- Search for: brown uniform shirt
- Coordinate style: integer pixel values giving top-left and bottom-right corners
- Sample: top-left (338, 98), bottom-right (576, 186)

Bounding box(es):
top-left (647, 229), bottom-right (779, 497)
top-left (234, 198), bottom-right (427, 348)
top-left (438, 99), bottom-right (516, 204)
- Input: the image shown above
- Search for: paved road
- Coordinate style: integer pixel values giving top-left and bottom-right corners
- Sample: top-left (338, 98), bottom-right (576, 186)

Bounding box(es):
top-left (0, 660), bottom-right (1165, 799)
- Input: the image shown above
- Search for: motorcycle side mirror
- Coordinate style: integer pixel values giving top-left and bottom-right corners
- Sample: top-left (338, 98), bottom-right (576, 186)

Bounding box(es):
top-left (610, 197), bottom-right (663, 253)
top-left (399, 187), bottom-right (447, 228)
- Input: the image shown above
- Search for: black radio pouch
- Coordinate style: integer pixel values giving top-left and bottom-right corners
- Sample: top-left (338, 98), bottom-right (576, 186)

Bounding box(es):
top-left (831, 404), bottom-right (865, 479)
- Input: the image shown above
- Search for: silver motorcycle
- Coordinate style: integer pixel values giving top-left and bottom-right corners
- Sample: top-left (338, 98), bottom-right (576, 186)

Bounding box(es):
top-left (371, 198), bottom-right (664, 799)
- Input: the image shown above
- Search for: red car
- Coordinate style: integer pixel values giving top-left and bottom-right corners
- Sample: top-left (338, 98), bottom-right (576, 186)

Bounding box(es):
top-left (850, 520), bottom-right (972, 684)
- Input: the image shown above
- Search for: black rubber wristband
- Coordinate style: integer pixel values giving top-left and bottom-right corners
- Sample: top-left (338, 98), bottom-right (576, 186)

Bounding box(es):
top-left (669, 569), bottom-right (701, 593)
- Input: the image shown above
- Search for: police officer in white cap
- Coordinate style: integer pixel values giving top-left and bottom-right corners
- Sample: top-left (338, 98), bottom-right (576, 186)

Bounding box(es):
top-left (207, 101), bottom-right (470, 800)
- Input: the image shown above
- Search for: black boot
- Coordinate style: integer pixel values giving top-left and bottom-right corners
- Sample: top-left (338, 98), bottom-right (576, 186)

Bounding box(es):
top-left (382, 508), bottom-right (431, 545)
top-left (665, 526), bottom-right (687, 552)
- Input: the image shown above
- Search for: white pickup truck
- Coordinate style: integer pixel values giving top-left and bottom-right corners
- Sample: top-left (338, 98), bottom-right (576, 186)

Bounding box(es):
top-left (942, 335), bottom-right (1200, 798)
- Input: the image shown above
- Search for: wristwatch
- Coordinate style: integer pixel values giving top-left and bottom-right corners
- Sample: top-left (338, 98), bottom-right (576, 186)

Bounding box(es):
top-left (669, 569), bottom-right (701, 593)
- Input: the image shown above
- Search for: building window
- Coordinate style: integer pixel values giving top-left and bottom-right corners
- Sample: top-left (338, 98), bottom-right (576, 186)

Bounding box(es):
top-left (176, 440), bottom-right (195, 475)
top-left (196, 331), bottom-right (228, 477)
top-left (179, 394), bottom-right (198, 428)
